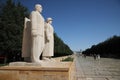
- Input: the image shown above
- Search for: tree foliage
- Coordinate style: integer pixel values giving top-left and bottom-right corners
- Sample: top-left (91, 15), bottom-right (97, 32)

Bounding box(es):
top-left (54, 33), bottom-right (73, 57)
top-left (0, 0), bottom-right (29, 62)
top-left (82, 35), bottom-right (120, 59)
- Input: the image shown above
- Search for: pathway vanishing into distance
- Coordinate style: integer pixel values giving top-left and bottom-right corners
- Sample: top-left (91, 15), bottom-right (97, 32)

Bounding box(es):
top-left (75, 54), bottom-right (120, 80)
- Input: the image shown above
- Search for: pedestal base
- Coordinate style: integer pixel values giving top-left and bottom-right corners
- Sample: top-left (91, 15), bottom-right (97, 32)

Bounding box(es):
top-left (0, 62), bottom-right (74, 80)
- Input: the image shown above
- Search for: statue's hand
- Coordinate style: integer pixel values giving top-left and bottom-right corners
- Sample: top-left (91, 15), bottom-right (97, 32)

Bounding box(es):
top-left (47, 37), bottom-right (50, 42)
top-left (32, 34), bottom-right (37, 37)
top-left (47, 39), bottom-right (50, 42)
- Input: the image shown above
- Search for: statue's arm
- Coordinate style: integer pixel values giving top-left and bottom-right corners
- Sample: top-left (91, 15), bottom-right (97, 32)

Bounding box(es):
top-left (30, 11), bottom-right (37, 36)
top-left (45, 24), bottom-right (50, 41)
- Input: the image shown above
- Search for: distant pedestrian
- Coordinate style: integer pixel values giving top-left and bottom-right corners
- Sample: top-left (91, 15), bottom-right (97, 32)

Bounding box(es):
top-left (97, 54), bottom-right (100, 60)
top-left (93, 54), bottom-right (97, 60)
top-left (83, 54), bottom-right (86, 58)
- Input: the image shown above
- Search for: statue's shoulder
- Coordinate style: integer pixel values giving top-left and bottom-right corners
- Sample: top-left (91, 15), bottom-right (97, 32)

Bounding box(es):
top-left (24, 17), bottom-right (31, 28)
top-left (31, 11), bottom-right (36, 15)
top-left (45, 22), bottom-right (49, 27)
top-left (45, 22), bottom-right (48, 25)
top-left (25, 17), bottom-right (30, 22)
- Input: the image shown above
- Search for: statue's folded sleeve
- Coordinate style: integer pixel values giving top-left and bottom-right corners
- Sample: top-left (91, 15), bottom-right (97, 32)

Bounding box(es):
top-left (30, 11), bottom-right (38, 36)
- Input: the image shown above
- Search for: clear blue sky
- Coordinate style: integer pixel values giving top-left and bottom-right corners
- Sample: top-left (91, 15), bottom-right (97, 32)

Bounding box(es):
top-left (13, 0), bottom-right (120, 51)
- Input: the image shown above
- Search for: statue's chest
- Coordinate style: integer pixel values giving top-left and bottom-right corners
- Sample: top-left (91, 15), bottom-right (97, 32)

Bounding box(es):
top-left (36, 13), bottom-right (44, 22)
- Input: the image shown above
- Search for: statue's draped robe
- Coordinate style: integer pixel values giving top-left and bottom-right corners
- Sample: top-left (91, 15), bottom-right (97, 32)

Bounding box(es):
top-left (22, 17), bottom-right (31, 58)
top-left (43, 22), bottom-right (54, 56)
top-left (30, 11), bottom-right (45, 62)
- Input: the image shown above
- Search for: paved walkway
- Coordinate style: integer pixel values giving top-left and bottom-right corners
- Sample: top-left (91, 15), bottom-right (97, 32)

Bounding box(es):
top-left (75, 55), bottom-right (120, 80)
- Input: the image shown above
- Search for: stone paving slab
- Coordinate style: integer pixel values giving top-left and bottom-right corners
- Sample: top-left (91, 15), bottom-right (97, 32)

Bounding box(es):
top-left (75, 54), bottom-right (120, 80)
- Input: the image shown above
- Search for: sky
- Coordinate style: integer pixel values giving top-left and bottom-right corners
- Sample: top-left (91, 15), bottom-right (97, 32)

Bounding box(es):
top-left (3, 0), bottom-right (120, 51)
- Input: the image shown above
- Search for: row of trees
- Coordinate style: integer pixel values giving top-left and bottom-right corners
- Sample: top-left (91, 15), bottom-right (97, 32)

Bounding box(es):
top-left (0, 0), bottom-right (73, 62)
top-left (82, 35), bottom-right (120, 59)
top-left (54, 33), bottom-right (73, 57)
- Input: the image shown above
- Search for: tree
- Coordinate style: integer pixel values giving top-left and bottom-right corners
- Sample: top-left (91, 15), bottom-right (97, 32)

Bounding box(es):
top-left (0, 0), bottom-right (29, 62)
top-left (82, 35), bottom-right (120, 59)
top-left (54, 33), bottom-right (73, 57)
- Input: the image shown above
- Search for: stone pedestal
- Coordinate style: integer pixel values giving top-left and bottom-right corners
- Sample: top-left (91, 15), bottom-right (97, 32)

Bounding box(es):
top-left (0, 62), bottom-right (74, 80)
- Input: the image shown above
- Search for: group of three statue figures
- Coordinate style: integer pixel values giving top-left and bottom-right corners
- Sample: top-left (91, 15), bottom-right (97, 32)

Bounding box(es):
top-left (22, 4), bottom-right (54, 63)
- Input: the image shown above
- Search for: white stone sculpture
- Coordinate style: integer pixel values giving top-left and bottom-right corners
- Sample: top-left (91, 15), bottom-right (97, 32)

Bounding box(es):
top-left (43, 18), bottom-right (54, 61)
top-left (22, 4), bottom-right (45, 63)
top-left (22, 17), bottom-right (31, 62)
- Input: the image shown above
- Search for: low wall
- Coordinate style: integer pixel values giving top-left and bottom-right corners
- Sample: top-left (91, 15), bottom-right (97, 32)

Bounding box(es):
top-left (0, 62), bottom-right (74, 80)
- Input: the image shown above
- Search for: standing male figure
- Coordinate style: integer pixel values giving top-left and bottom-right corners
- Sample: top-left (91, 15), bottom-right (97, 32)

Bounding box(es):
top-left (43, 18), bottom-right (54, 61)
top-left (30, 4), bottom-right (45, 63)
top-left (22, 4), bottom-right (45, 63)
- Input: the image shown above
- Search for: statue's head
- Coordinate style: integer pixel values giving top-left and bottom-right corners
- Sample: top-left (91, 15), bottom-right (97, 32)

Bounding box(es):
top-left (35, 4), bottom-right (42, 13)
top-left (46, 18), bottom-right (53, 24)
